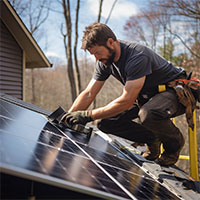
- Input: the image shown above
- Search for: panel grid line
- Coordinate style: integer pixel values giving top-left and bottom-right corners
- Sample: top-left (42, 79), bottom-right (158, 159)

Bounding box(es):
top-left (51, 120), bottom-right (137, 200)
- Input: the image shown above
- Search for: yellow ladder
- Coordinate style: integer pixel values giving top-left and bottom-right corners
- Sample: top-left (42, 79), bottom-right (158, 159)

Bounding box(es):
top-left (170, 110), bottom-right (199, 181)
top-left (188, 110), bottom-right (199, 181)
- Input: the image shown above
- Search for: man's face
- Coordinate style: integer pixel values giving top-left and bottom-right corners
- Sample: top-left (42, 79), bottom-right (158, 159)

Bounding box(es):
top-left (88, 45), bottom-right (115, 66)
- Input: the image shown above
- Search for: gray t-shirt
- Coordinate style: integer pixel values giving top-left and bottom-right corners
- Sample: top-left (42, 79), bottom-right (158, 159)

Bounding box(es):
top-left (93, 41), bottom-right (184, 103)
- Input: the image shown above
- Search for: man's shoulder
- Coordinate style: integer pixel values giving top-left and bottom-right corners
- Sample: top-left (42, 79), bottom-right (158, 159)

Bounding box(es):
top-left (120, 41), bottom-right (157, 55)
top-left (119, 41), bottom-right (150, 58)
top-left (119, 40), bottom-right (138, 49)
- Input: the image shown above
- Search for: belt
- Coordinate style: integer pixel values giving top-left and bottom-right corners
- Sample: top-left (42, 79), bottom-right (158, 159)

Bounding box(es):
top-left (167, 77), bottom-right (200, 130)
top-left (156, 70), bottom-right (199, 129)
top-left (158, 70), bottom-right (187, 93)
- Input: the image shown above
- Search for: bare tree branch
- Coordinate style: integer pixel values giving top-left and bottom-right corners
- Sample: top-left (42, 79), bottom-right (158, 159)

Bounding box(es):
top-left (105, 0), bottom-right (117, 24)
top-left (97, 0), bottom-right (104, 22)
top-left (156, 0), bottom-right (200, 20)
top-left (155, 0), bottom-right (200, 58)
top-left (165, 26), bottom-right (200, 58)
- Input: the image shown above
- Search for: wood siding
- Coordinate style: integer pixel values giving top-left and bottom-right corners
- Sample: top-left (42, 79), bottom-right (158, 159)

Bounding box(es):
top-left (0, 19), bottom-right (23, 99)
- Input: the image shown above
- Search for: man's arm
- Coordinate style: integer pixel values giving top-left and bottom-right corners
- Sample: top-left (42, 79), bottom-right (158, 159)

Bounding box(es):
top-left (68, 78), bottom-right (105, 112)
top-left (91, 76), bottom-right (145, 120)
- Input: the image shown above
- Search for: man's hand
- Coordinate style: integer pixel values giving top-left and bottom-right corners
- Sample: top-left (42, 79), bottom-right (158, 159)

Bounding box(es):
top-left (60, 110), bottom-right (93, 126)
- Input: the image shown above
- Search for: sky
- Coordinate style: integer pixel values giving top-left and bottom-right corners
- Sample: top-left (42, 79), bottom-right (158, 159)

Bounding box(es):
top-left (35, 0), bottom-right (148, 64)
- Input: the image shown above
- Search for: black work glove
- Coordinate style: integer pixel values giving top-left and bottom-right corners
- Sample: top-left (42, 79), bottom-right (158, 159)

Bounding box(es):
top-left (60, 110), bottom-right (93, 126)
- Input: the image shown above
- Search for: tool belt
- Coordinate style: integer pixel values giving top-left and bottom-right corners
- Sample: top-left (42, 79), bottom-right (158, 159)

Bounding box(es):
top-left (166, 75), bottom-right (200, 130)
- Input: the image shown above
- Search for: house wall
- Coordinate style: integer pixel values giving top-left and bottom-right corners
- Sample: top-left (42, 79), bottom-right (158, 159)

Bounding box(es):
top-left (0, 19), bottom-right (23, 100)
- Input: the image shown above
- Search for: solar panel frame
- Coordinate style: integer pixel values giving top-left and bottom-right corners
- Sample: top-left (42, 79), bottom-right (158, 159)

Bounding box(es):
top-left (0, 99), bottom-right (134, 199)
top-left (0, 126), bottom-right (131, 200)
top-left (51, 123), bottom-right (180, 200)
top-left (0, 98), bottom-right (181, 200)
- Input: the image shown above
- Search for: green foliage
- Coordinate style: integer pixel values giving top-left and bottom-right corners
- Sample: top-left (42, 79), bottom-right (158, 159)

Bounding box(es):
top-left (158, 38), bottom-right (174, 62)
top-left (157, 37), bottom-right (200, 79)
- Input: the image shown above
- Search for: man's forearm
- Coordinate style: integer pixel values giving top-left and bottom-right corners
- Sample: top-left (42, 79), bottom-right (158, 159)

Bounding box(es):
top-left (90, 78), bottom-right (145, 120)
top-left (91, 95), bottom-right (134, 120)
top-left (68, 90), bottom-right (94, 112)
top-left (69, 79), bottom-right (104, 112)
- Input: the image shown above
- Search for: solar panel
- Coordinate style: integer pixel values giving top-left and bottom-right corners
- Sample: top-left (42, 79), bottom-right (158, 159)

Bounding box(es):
top-left (0, 98), bottom-right (180, 199)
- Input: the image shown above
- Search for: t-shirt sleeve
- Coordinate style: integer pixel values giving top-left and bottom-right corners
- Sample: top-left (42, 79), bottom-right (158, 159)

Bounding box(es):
top-left (93, 61), bottom-right (111, 81)
top-left (125, 55), bottom-right (152, 81)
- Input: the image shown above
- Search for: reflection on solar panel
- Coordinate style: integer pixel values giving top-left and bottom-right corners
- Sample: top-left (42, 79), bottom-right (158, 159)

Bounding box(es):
top-left (0, 98), bottom-right (180, 199)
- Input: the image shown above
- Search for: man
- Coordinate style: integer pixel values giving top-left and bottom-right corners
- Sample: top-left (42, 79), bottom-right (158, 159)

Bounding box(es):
top-left (62, 22), bottom-right (186, 166)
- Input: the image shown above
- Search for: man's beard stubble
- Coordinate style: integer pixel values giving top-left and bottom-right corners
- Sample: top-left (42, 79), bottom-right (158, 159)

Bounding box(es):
top-left (100, 47), bottom-right (115, 67)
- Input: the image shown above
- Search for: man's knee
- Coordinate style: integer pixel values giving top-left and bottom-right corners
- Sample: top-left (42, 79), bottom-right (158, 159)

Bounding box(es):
top-left (138, 107), bottom-right (153, 126)
top-left (97, 120), bottom-right (103, 130)
top-left (138, 105), bottom-right (173, 126)
top-left (97, 119), bottom-right (112, 133)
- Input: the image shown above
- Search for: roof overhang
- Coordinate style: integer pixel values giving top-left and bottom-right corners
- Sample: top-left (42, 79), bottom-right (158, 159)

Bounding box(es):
top-left (0, 0), bottom-right (52, 68)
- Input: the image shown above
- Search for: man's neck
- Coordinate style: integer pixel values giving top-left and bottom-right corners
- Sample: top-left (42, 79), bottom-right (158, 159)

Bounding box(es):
top-left (114, 40), bottom-right (121, 62)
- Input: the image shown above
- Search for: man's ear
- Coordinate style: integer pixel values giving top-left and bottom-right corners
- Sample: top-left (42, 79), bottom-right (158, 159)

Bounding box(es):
top-left (106, 38), bottom-right (114, 48)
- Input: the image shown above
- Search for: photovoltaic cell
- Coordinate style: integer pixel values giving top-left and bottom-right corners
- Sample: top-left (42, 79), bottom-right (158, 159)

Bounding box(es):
top-left (101, 163), bottom-right (180, 200)
top-left (0, 99), bottom-right (132, 199)
top-left (0, 98), bottom-right (180, 199)
top-left (77, 143), bottom-right (180, 200)
top-left (80, 144), bottom-right (146, 172)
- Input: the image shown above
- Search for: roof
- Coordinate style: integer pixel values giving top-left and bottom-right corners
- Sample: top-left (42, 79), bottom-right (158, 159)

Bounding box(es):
top-left (0, 0), bottom-right (52, 68)
top-left (0, 93), bottom-right (200, 200)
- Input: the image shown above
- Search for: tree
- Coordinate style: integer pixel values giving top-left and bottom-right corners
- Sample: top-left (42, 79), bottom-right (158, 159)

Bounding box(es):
top-left (61, 0), bottom-right (77, 102)
top-left (105, 0), bottom-right (117, 24)
top-left (9, 0), bottom-right (29, 16)
top-left (97, 0), bottom-right (104, 22)
top-left (25, 0), bottom-right (51, 103)
top-left (10, 0), bottom-right (51, 38)
top-left (158, 38), bottom-right (175, 61)
top-left (10, 0), bottom-right (51, 104)
top-left (124, 0), bottom-right (200, 61)
top-left (124, 9), bottom-right (161, 50)
top-left (154, 0), bottom-right (200, 59)
top-left (156, 0), bottom-right (200, 20)
top-left (74, 0), bottom-right (81, 94)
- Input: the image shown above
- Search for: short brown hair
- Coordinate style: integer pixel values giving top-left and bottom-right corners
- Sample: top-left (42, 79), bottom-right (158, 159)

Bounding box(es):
top-left (81, 22), bottom-right (117, 50)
